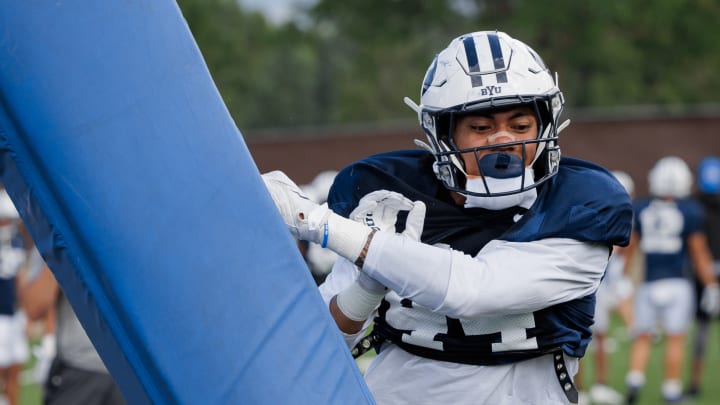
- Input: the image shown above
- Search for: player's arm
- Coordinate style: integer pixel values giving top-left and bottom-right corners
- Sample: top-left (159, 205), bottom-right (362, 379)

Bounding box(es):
top-left (688, 231), bottom-right (717, 286)
top-left (621, 231), bottom-right (640, 277)
top-left (329, 296), bottom-right (366, 334)
top-left (607, 241), bottom-right (635, 302)
top-left (19, 265), bottom-right (59, 320)
top-left (319, 257), bottom-right (378, 342)
top-left (263, 170), bottom-right (607, 318)
top-left (362, 234), bottom-right (608, 318)
top-left (265, 172), bottom-right (422, 336)
top-left (687, 231), bottom-right (720, 315)
top-left (320, 189), bottom-right (424, 336)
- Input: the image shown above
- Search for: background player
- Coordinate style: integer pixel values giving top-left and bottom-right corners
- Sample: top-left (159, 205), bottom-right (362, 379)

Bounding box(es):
top-left (624, 156), bottom-right (720, 404)
top-left (686, 156), bottom-right (720, 399)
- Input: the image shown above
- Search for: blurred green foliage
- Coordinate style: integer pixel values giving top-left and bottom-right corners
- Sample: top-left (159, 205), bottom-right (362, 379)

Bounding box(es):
top-left (177, 0), bottom-right (720, 131)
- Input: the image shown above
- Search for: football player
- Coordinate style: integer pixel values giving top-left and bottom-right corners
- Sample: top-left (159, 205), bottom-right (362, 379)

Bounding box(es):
top-left (685, 156), bottom-right (720, 399)
top-left (0, 188), bottom-right (29, 405)
top-left (624, 156), bottom-right (720, 404)
top-left (579, 170), bottom-right (635, 405)
top-left (263, 30), bottom-right (633, 404)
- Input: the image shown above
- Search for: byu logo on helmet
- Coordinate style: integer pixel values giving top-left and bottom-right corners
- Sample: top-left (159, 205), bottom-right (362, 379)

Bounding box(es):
top-left (480, 86), bottom-right (502, 96)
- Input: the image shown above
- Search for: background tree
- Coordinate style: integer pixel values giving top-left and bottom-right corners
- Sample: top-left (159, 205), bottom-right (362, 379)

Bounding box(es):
top-left (177, 0), bottom-right (720, 133)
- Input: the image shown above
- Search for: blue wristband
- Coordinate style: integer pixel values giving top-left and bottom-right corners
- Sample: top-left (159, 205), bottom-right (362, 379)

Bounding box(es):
top-left (321, 223), bottom-right (329, 248)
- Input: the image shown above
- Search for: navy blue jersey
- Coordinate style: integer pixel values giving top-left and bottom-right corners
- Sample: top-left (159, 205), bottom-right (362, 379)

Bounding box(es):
top-left (0, 277), bottom-right (15, 315)
top-left (0, 227), bottom-right (25, 315)
top-left (328, 149), bottom-right (633, 364)
top-left (634, 197), bottom-right (704, 281)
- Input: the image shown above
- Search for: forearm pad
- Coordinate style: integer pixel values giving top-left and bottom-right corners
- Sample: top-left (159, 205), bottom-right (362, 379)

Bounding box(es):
top-left (335, 284), bottom-right (384, 322)
top-left (335, 273), bottom-right (386, 322)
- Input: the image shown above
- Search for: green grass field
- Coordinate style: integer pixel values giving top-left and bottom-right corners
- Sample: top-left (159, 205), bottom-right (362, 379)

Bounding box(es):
top-left (18, 356), bottom-right (42, 404)
top-left (574, 316), bottom-right (720, 404)
top-left (15, 316), bottom-right (720, 404)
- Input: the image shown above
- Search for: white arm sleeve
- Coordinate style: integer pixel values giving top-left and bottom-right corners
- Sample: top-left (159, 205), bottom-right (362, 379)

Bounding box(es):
top-left (362, 232), bottom-right (609, 318)
top-left (319, 257), bottom-right (357, 304)
top-left (318, 257), bottom-right (376, 348)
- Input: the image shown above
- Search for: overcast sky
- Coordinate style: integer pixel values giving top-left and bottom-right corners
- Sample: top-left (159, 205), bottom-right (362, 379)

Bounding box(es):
top-left (237, 0), bottom-right (316, 24)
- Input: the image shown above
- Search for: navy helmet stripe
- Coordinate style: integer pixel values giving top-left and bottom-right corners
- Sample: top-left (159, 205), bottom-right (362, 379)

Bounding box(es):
top-left (421, 56), bottom-right (439, 95)
top-left (462, 36), bottom-right (483, 87)
top-left (487, 33), bottom-right (508, 83)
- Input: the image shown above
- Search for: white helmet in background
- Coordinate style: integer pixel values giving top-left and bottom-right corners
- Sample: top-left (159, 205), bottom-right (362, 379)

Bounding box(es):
top-left (0, 188), bottom-right (19, 220)
top-left (0, 188), bottom-right (20, 247)
top-left (648, 156), bottom-right (692, 199)
top-left (405, 30), bottom-right (566, 197)
top-left (300, 170), bottom-right (338, 204)
top-left (611, 170), bottom-right (635, 197)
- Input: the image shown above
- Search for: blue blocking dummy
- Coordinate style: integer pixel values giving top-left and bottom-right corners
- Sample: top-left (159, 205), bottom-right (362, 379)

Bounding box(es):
top-left (0, 2), bottom-right (373, 404)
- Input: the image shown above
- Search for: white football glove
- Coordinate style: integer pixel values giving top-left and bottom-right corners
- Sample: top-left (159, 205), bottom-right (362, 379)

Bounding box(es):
top-left (262, 170), bottom-right (331, 245)
top-left (262, 170), bottom-right (371, 261)
top-left (344, 190), bottom-right (413, 299)
top-left (350, 189), bottom-right (425, 241)
top-left (351, 190), bottom-right (414, 230)
top-left (701, 284), bottom-right (720, 316)
top-left (337, 190), bottom-right (426, 321)
top-left (400, 198), bottom-right (425, 242)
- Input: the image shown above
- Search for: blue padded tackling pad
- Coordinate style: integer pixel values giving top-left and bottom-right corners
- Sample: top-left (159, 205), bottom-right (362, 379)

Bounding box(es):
top-left (0, 2), bottom-right (373, 404)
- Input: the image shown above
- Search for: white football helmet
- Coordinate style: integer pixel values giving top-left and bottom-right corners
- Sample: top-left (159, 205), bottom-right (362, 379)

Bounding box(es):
top-left (405, 30), bottom-right (566, 196)
top-left (299, 170), bottom-right (338, 204)
top-left (0, 188), bottom-right (20, 244)
top-left (0, 188), bottom-right (19, 220)
top-left (648, 156), bottom-right (692, 199)
top-left (611, 170), bottom-right (635, 197)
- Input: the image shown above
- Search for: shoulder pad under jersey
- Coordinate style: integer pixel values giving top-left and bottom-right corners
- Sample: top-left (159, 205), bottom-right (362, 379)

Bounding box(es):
top-left (504, 157), bottom-right (633, 247)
